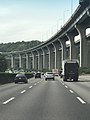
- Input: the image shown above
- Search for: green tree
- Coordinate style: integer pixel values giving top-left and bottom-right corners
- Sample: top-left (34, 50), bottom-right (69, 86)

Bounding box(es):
top-left (0, 54), bottom-right (8, 72)
top-left (0, 40), bottom-right (42, 52)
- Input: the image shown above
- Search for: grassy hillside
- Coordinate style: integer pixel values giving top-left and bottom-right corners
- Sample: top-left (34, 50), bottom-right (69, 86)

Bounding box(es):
top-left (0, 40), bottom-right (42, 52)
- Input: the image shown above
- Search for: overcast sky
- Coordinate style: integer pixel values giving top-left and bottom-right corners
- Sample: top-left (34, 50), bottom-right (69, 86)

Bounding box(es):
top-left (0, 0), bottom-right (79, 43)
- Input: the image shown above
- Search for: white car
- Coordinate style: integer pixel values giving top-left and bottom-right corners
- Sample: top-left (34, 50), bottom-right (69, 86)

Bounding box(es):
top-left (44, 72), bottom-right (55, 80)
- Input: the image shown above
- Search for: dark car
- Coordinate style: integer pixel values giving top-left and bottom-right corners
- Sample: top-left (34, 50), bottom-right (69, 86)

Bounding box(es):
top-left (35, 72), bottom-right (41, 79)
top-left (15, 74), bottom-right (28, 83)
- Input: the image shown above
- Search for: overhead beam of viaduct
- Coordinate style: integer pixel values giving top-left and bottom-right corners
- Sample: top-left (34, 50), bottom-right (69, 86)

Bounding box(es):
top-left (3, 1), bottom-right (90, 71)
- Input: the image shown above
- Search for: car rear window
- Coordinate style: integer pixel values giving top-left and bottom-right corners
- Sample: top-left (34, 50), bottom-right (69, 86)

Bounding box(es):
top-left (16, 74), bottom-right (26, 77)
top-left (47, 72), bottom-right (53, 74)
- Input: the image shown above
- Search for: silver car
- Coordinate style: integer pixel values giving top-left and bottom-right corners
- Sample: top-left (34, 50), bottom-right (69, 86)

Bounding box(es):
top-left (45, 72), bottom-right (55, 80)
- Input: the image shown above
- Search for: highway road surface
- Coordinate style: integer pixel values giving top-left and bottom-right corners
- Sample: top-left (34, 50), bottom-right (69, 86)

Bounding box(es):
top-left (0, 75), bottom-right (90, 120)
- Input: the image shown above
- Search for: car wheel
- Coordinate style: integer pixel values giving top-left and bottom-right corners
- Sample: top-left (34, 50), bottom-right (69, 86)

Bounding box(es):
top-left (15, 82), bottom-right (18, 84)
top-left (25, 81), bottom-right (28, 83)
top-left (63, 76), bottom-right (67, 81)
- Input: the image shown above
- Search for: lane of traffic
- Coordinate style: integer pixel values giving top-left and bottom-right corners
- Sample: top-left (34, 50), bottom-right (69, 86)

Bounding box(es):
top-left (0, 77), bottom-right (42, 104)
top-left (2, 80), bottom-right (42, 105)
top-left (0, 79), bottom-right (90, 120)
top-left (57, 75), bottom-right (90, 104)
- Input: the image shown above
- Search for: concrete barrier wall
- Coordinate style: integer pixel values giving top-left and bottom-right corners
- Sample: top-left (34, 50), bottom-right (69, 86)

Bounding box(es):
top-left (0, 73), bottom-right (34, 84)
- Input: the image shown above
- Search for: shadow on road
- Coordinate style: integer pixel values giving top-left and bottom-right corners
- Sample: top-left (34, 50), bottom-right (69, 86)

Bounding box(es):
top-left (77, 80), bottom-right (90, 82)
top-left (64, 80), bottom-right (90, 83)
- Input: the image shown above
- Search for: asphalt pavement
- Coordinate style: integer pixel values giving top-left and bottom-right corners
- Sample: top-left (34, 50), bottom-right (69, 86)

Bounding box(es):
top-left (0, 75), bottom-right (90, 120)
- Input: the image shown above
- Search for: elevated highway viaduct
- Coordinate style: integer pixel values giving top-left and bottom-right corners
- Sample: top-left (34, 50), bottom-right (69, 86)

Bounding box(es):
top-left (3, 0), bottom-right (90, 71)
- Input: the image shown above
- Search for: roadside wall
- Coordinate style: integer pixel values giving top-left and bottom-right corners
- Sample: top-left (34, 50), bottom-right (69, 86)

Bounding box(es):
top-left (0, 73), bottom-right (34, 84)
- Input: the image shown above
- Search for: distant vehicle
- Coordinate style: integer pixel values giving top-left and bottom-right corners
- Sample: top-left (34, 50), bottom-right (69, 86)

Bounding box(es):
top-left (52, 69), bottom-right (59, 76)
top-left (35, 72), bottom-right (41, 79)
top-left (62, 59), bottom-right (79, 82)
top-left (14, 74), bottom-right (28, 84)
top-left (41, 72), bottom-right (44, 75)
top-left (44, 72), bottom-right (55, 81)
top-left (5, 69), bottom-right (12, 73)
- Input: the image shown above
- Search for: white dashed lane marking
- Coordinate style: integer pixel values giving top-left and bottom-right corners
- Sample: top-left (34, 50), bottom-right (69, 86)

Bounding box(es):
top-left (2, 80), bottom-right (41, 105)
top-left (3, 97), bottom-right (15, 105)
top-left (65, 85), bottom-right (68, 88)
top-left (60, 81), bottom-right (87, 104)
top-left (20, 90), bottom-right (26, 94)
top-left (69, 90), bottom-right (74, 93)
top-left (34, 83), bottom-right (37, 86)
top-left (62, 83), bottom-right (64, 85)
top-left (29, 86), bottom-right (33, 89)
top-left (77, 97), bottom-right (86, 104)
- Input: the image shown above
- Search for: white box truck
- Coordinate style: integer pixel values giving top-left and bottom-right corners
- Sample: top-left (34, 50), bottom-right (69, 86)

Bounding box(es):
top-left (52, 69), bottom-right (59, 76)
top-left (62, 59), bottom-right (79, 81)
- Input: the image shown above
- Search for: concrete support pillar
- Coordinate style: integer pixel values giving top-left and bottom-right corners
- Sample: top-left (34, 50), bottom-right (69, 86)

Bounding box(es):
top-left (29, 56), bottom-right (32, 70)
top-left (11, 55), bottom-right (14, 68)
top-left (88, 48), bottom-right (90, 67)
top-left (59, 39), bottom-right (67, 61)
top-left (47, 46), bottom-right (54, 70)
top-left (21, 55), bottom-right (26, 70)
top-left (26, 53), bottom-right (29, 69)
top-left (37, 51), bottom-right (43, 71)
top-left (59, 50), bottom-right (62, 68)
top-left (53, 42), bottom-right (61, 69)
top-left (32, 52), bottom-right (38, 70)
top-left (6, 56), bottom-right (11, 69)
top-left (42, 48), bottom-right (48, 70)
top-left (75, 24), bottom-right (89, 67)
top-left (42, 50), bottom-right (45, 69)
top-left (32, 52), bottom-right (34, 70)
top-left (66, 33), bottom-right (77, 59)
top-left (35, 56), bottom-right (38, 70)
top-left (19, 54), bottom-right (22, 68)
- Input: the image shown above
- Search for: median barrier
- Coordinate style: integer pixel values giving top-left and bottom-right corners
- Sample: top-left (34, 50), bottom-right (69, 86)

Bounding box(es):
top-left (25, 73), bottom-right (34, 79)
top-left (0, 73), bottom-right (34, 85)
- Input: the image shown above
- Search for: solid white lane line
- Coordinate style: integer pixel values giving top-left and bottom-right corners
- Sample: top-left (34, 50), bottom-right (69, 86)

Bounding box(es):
top-left (65, 85), bottom-right (68, 88)
top-left (29, 86), bottom-right (32, 89)
top-left (3, 97), bottom-right (15, 105)
top-left (21, 90), bottom-right (26, 94)
top-left (69, 90), bottom-right (74, 93)
top-left (77, 97), bottom-right (86, 104)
